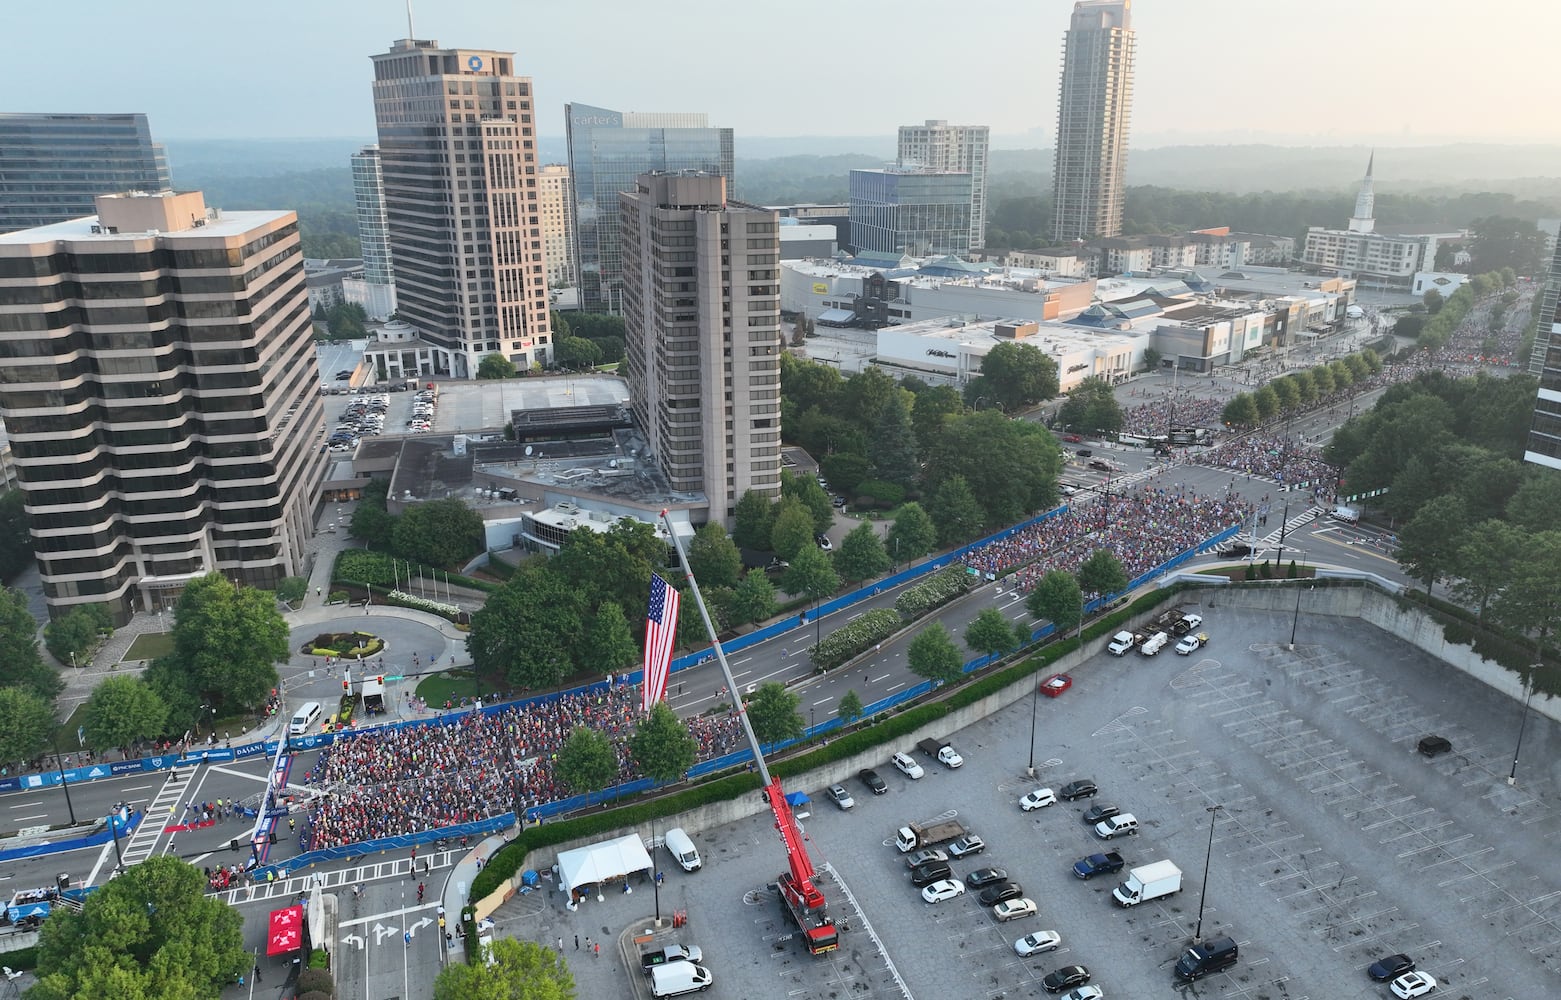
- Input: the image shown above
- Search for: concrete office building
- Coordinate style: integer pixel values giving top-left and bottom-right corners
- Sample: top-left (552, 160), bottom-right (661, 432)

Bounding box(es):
top-left (565, 103), bottom-right (734, 313)
top-left (367, 37), bottom-right (551, 379)
top-left (848, 168), bottom-right (973, 257)
top-left (1052, 0), bottom-right (1135, 241)
top-left (1302, 156), bottom-right (1460, 290)
top-left (537, 163), bottom-right (577, 290)
top-left (898, 120), bottom-right (990, 249)
top-left (0, 191), bottom-right (326, 622)
top-left (619, 172), bottom-right (782, 525)
top-left (343, 145), bottom-right (397, 321)
top-left (0, 113), bottom-right (172, 233)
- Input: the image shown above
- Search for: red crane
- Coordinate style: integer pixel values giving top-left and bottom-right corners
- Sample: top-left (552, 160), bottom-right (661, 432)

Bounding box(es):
top-left (763, 774), bottom-right (838, 955)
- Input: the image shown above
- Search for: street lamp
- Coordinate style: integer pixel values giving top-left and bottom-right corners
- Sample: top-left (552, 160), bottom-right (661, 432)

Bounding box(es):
top-left (1025, 668), bottom-right (1040, 778)
top-left (52, 733), bottom-right (78, 826)
top-left (1288, 576), bottom-right (1304, 650)
top-left (1193, 804), bottom-right (1223, 943)
top-left (1509, 664), bottom-right (1537, 786)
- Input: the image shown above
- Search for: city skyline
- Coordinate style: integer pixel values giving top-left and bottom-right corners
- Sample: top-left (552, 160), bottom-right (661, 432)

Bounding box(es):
top-left (5, 0), bottom-right (1559, 146)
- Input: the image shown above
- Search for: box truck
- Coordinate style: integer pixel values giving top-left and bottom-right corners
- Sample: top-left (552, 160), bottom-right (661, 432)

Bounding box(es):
top-left (1112, 859), bottom-right (1182, 906)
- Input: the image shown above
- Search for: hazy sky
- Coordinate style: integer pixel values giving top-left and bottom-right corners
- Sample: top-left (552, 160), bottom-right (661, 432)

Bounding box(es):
top-left (6, 0), bottom-right (1559, 146)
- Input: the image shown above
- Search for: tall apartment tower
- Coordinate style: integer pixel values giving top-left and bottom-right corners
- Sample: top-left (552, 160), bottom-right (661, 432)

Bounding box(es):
top-left (565, 104), bottom-right (734, 313)
top-left (619, 172), bottom-right (782, 524)
top-left (848, 168), bottom-right (974, 257)
top-left (537, 163), bottom-right (576, 289)
top-left (344, 145), bottom-right (397, 320)
top-left (0, 191), bottom-right (326, 622)
top-left (897, 120), bottom-right (990, 249)
top-left (369, 38), bottom-right (551, 378)
top-left (0, 113), bottom-right (172, 233)
top-left (1524, 238), bottom-right (1561, 469)
top-left (1052, 0), bottom-right (1135, 242)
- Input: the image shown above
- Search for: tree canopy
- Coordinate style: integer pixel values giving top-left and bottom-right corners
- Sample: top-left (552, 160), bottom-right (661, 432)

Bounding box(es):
top-left (629, 702), bottom-right (699, 784)
top-left (476, 352), bottom-right (518, 379)
top-left (925, 410), bottom-right (1060, 529)
top-left (963, 341), bottom-right (1059, 411)
top-left (833, 523), bottom-right (890, 582)
top-left (432, 937), bottom-right (575, 1000)
top-left (145, 575), bottom-right (287, 725)
top-left (554, 726), bottom-right (619, 803)
top-left (746, 681), bottom-right (804, 744)
top-left (82, 676), bottom-right (168, 756)
top-left (907, 624), bottom-right (964, 685)
top-left (1027, 569), bottom-right (1084, 637)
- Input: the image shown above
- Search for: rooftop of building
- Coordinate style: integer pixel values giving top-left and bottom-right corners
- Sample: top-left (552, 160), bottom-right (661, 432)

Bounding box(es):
top-left (786, 255), bottom-right (1091, 295)
top-left (1164, 266), bottom-right (1354, 300)
top-left (888, 314), bottom-right (1146, 353)
top-left (0, 190), bottom-right (288, 245)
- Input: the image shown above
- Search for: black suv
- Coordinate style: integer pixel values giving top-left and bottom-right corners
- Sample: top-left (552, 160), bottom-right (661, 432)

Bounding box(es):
top-left (910, 861), bottom-right (953, 887)
top-left (858, 768), bottom-right (888, 795)
top-left (1059, 779), bottom-right (1098, 801)
top-left (977, 882), bottom-right (1024, 906)
top-left (1082, 803), bottom-right (1120, 825)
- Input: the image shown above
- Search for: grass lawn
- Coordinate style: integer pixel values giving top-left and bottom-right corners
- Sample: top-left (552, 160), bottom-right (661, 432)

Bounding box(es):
top-left (123, 631), bottom-right (174, 663)
top-left (416, 670), bottom-right (483, 708)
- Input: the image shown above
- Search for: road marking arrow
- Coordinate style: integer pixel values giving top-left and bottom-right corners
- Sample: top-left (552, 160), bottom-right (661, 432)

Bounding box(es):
top-left (373, 923), bottom-right (398, 945)
top-left (408, 916), bottom-right (432, 937)
top-left (341, 934), bottom-right (365, 950)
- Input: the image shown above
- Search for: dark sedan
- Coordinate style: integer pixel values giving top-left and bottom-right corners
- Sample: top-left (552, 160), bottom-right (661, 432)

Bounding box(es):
top-left (1059, 779), bottom-right (1098, 801)
top-left (1368, 954), bottom-right (1415, 982)
top-left (977, 882), bottom-right (1024, 907)
top-left (965, 867), bottom-right (1009, 889)
top-left (1042, 965), bottom-right (1092, 993)
top-left (1082, 803), bottom-right (1120, 825)
top-left (859, 768), bottom-right (888, 795)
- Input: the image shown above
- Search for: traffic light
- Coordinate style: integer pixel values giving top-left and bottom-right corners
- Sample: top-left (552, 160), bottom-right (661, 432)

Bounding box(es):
top-left (342, 679), bottom-right (349, 691)
top-left (376, 676), bottom-right (383, 685)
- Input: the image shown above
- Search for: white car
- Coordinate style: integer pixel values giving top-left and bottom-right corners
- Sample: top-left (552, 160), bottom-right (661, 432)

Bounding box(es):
top-left (1390, 971), bottom-right (1437, 998)
top-left (992, 897), bottom-right (1037, 922)
top-left (947, 835), bottom-right (986, 858)
top-left (920, 879), bottom-right (966, 904)
top-left (1020, 788), bottom-right (1057, 811)
top-left (1060, 988), bottom-right (1104, 1000)
top-left (892, 752), bottom-right (925, 779)
top-left (1014, 930), bottom-right (1061, 956)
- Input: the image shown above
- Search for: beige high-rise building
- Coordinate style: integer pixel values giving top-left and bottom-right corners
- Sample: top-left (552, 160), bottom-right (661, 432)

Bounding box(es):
top-left (0, 191), bottom-right (326, 622)
top-left (1053, 0), bottom-right (1135, 242)
top-left (368, 37), bottom-right (550, 378)
top-left (619, 172), bottom-right (782, 524)
top-left (897, 120), bottom-right (990, 249)
top-left (537, 163), bottom-right (576, 289)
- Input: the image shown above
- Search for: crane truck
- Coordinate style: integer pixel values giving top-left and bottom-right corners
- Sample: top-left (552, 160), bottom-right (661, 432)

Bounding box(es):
top-left (764, 774), bottom-right (839, 954)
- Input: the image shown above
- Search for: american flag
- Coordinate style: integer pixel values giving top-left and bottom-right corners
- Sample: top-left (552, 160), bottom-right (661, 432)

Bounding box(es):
top-left (641, 573), bottom-right (680, 712)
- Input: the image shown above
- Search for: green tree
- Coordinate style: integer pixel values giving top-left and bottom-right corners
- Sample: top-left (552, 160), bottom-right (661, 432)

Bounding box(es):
top-left (886, 502), bottom-right (937, 564)
top-left (926, 410), bottom-right (1060, 529)
top-left (349, 479), bottom-right (395, 547)
top-left (1422, 288), bottom-right (1444, 314)
top-left (1290, 368), bottom-right (1317, 403)
top-left (780, 472), bottom-right (835, 535)
top-left (926, 474), bottom-right (986, 546)
top-left (0, 587), bottom-right (60, 702)
top-left (584, 601), bottom-right (638, 673)
top-left (1222, 393), bottom-right (1260, 428)
top-left (549, 521), bottom-right (660, 626)
top-left (1468, 215), bottom-right (1546, 275)
top-left (554, 726), bottom-right (619, 804)
top-left (433, 936), bottom-right (577, 1000)
top-left (1452, 519), bottom-right (1523, 622)
top-left (1076, 548), bottom-right (1129, 599)
top-left (746, 681), bottom-right (804, 743)
top-left (1311, 364), bottom-right (1336, 395)
top-left (1253, 385), bottom-right (1280, 421)
top-left (29, 856), bottom-right (246, 1000)
top-left (727, 568), bottom-right (778, 626)
top-left (965, 341), bottom-right (1059, 410)
top-left (275, 576), bottom-right (308, 604)
top-left (869, 392), bottom-right (919, 487)
top-left (907, 623), bottom-right (964, 685)
top-left (1027, 569), bottom-right (1083, 636)
top-left (910, 384), bottom-right (963, 458)
top-left (0, 488), bottom-right (33, 580)
top-left (965, 607), bottom-right (1017, 657)
top-left (1506, 471), bottom-right (1561, 534)
top-left (1269, 375), bottom-right (1300, 412)
top-left (42, 603), bottom-right (113, 668)
top-left (819, 453), bottom-right (871, 496)
top-left (1056, 377), bottom-right (1122, 437)
top-left (326, 300), bottom-right (368, 340)
top-left (676, 582), bottom-right (715, 647)
top-left (81, 676), bottom-right (167, 755)
top-left (391, 498), bottom-right (486, 567)
top-left (148, 575), bottom-right (288, 723)
top-left (837, 689), bottom-right (865, 724)
top-left (0, 686), bottom-right (54, 771)
top-left (1329, 358), bottom-right (1354, 389)
top-left (1141, 347), bottom-right (1162, 372)
top-left (732, 489), bottom-right (776, 551)
top-left (554, 336), bottom-right (603, 370)
top-left (833, 523), bottom-right (890, 582)
top-left (467, 563), bottom-right (584, 689)
top-left (770, 498), bottom-right (816, 561)
top-left (1397, 495), bottom-right (1467, 598)
top-left (839, 367), bottom-right (904, 428)
top-left (628, 702), bottom-right (699, 784)
top-left (476, 352), bottom-right (518, 379)
top-left (1492, 530), bottom-right (1561, 646)
top-left (688, 523), bottom-right (743, 590)
top-left (783, 544), bottom-right (839, 603)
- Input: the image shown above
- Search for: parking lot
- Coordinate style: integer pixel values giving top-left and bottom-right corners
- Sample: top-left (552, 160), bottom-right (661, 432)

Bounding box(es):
top-left (492, 606), bottom-right (1555, 999)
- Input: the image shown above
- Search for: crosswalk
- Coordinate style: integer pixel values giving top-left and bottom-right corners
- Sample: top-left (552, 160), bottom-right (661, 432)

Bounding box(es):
top-left (115, 763), bottom-right (201, 868)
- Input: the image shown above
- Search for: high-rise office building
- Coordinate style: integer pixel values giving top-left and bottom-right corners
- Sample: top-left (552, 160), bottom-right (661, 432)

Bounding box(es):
top-left (848, 168), bottom-right (974, 257)
top-left (1052, 0), bottom-right (1135, 242)
top-left (1525, 239), bottom-right (1561, 469)
top-left (344, 144), bottom-right (397, 321)
top-left (565, 103), bottom-right (734, 312)
top-left (368, 37), bottom-right (551, 378)
top-left (897, 120), bottom-right (990, 249)
top-left (619, 172), bottom-right (781, 524)
top-left (537, 163), bottom-right (576, 289)
top-left (0, 191), bottom-right (326, 622)
top-left (0, 113), bottom-right (172, 233)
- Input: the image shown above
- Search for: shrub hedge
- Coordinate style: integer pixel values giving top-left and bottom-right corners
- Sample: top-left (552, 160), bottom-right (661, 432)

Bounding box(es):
top-left (894, 566), bottom-right (972, 619)
top-left (809, 609), bottom-right (901, 670)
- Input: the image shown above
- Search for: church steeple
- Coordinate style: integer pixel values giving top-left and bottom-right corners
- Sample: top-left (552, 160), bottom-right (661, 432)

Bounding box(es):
top-left (1348, 151), bottom-right (1376, 234)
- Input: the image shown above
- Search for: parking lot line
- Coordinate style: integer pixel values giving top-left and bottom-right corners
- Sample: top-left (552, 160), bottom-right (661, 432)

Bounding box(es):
top-left (1421, 846), bottom-right (1495, 873)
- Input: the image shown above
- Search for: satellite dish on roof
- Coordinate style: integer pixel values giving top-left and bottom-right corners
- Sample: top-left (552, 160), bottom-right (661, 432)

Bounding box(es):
top-left (524, 445), bottom-right (533, 456)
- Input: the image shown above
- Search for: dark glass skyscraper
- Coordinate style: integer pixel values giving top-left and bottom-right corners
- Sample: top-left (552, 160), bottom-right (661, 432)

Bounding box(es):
top-left (565, 104), bottom-right (733, 312)
top-left (0, 113), bottom-right (171, 233)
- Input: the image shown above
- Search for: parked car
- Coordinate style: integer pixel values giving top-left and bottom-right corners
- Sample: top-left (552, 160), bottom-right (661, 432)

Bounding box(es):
top-left (1075, 448), bottom-right (1092, 457)
top-left (1175, 632), bottom-right (1208, 655)
top-left (1059, 779), bottom-right (1098, 800)
top-left (1042, 965), bottom-right (1092, 993)
top-left (910, 861), bottom-right (953, 887)
top-left (964, 867), bottom-right (1008, 889)
top-left (1019, 788), bottom-right (1056, 811)
top-left (1040, 673), bottom-right (1072, 697)
top-left (992, 898), bottom-right (1037, 922)
top-left (891, 752), bottom-right (925, 779)
top-left (1059, 988), bottom-right (1103, 1000)
top-left (1368, 955), bottom-right (1415, 982)
top-left (1082, 803), bottom-right (1120, 825)
top-left (1417, 735), bottom-right (1452, 757)
top-left (1389, 971), bottom-right (1437, 998)
top-left (1088, 459), bottom-right (1115, 472)
top-left (920, 879), bottom-right (966, 904)
top-left (1062, 433), bottom-right (1083, 443)
top-left (903, 849), bottom-right (948, 869)
top-left (858, 769), bottom-right (888, 795)
top-left (1071, 852), bottom-right (1125, 880)
top-left (639, 944), bottom-right (703, 972)
top-left (977, 882), bottom-right (1024, 906)
top-left (826, 784), bottom-right (854, 810)
top-left (815, 534), bottom-right (832, 551)
top-left (1013, 930), bottom-right (1061, 956)
top-left (947, 835), bottom-right (986, 858)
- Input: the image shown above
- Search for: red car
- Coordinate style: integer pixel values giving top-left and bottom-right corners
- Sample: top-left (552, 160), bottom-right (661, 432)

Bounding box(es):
top-left (1062, 433), bottom-right (1083, 443)
top-left (1040, 673), bottom-right (1073, 698)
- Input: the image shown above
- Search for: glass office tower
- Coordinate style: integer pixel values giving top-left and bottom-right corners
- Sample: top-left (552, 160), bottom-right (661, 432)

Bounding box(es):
top-left (0, 113), bottom-right (171, 233)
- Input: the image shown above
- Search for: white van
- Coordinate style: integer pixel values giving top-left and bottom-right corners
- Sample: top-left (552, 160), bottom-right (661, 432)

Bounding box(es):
top-left (1330, 506), bottom-right (1360, 524)
top-left (664, 827), bottom-right (702, 872)
top-left (288, 702), bottom-right (323, 736)
top-left (649, 962), bottom-right (713, 996)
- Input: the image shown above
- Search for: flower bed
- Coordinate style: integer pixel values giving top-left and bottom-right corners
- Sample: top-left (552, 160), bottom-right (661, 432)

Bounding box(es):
top-left (894, 566), bottom-right (972, 619)
top-left (810, 608), bottom-right (902, 671)
top-left (302, 631), bottom-right (384, 659)
top-left (387, 590), bottom-right (461, 618)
